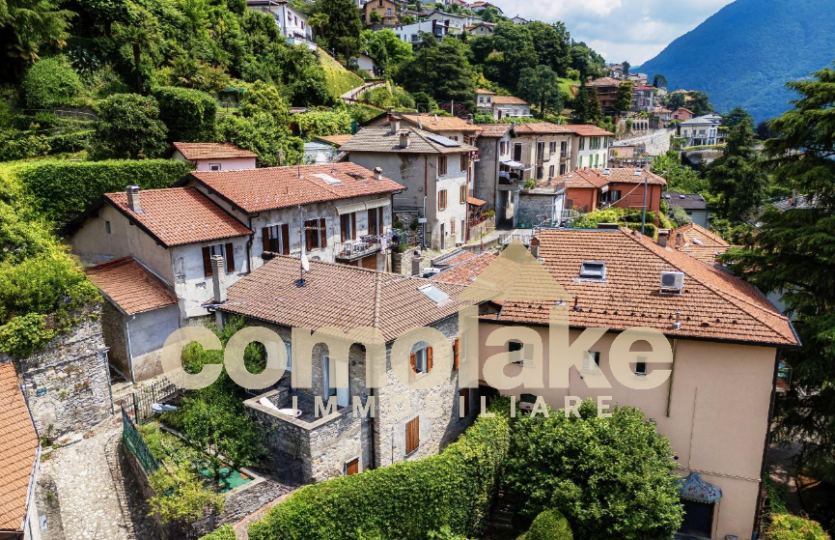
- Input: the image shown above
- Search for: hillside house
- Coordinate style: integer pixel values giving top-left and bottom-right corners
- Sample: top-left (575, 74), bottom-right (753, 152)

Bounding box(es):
top-left (569, 124), bottom-right (613, 170)
top-left (631, 84), bottom-right (657, 112)
top-left (586, 77), bottom-right (621, 111)
top-left (665, 192), bottom-right (710, 228)
top-left (465, 21), bottom-right (495, 35)
top-left (246, 0), bottom-right (315, 48)
top-left (184, 163), bottom-right (404, 272)
top-left (394, 19), bottom-right (452, 44)
top-left (507, 123), bottom-right (612, 182)
top-left (672, 107), bottom-right (695, 121)
top-left (425, 9), bottom-right (468, 33)
top-left (476, 90), bottom-right (531, 120)
top-left (172, 142), bottom-right (257, 171)
top-left (341, 121), bottom-right (478, 250)
top-left (363, 0), bottom-right (399, 26)
top-left (558, 167), bottom-right (666, 215)
top-left (0, 361), bottom-right (40, 540)
top-left (365, 112), bottom-right (483, 145)
top-left (678, 114), bottom-right (726, 147)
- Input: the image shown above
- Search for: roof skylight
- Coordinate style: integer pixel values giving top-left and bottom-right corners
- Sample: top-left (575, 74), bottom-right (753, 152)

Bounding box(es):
top-left (418, 284), bottom-right (450, 304)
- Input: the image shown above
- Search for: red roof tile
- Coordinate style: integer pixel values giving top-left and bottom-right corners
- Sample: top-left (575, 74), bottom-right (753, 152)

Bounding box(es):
top-left (86, 257), bottom-right (178, 315)
top-left (493, 95), bottom-right (528, 105)
top-left (559, 168), bottom-right (667, 189)
top-left (105, 187), bottom-right (252, 247)
top-left (478, 124), bottom-right (511, 138)
top-left (512, 123), bottom-right (613, 137)
top-left (476, 230), bottom-right (796, 347)
top-left (0, 362), bottom-right (38, 532)
top-left (190, 163), bottom-right (404, 214)
top-left (433, 252), bottom-right (497, 285)
top-left (670, 223), bottom-right (732, 264)
top-left (172, 142), bottom-right (257, 160)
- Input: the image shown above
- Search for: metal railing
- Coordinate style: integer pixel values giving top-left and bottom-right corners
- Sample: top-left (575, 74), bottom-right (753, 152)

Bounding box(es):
top-left (131, 376), bottom-right (179, 425)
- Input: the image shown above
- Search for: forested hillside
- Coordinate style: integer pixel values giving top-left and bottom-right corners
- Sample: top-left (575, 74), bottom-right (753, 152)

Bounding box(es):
top-left (638, 0), bottom-right (835, 121)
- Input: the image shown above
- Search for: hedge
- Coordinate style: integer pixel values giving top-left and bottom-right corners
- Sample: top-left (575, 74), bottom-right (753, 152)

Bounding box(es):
top-left (46, 130), bottom-right (93, 154)
top-left (522, 510), bottom-right (573, 540)
top-left (17, 159), bottom-right (194, 223)
top-left (769, 514), bottom-right (831, 540)
top-left (199, 526), bottom-right (236, 540)
top-left (245, 399), bottom-right (512, 540)
top-left (153, 86), bottom-right (217, 142)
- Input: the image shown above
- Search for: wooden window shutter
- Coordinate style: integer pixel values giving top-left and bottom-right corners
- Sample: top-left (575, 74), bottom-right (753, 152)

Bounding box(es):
top-left (305, 221), bottom-right (313, 252)
top-left (351, 214), bottom-right (356, 241)
top-left (341, 214), bottom-right (349, 242)
top-left (225, 243), bottom-right (235, 272)
top-left (202, 246), bottom-right (212, 277)
top-left (450, 220), bottom-right (455, 235)
top-left (319, 218), bottom-right (327, 248)
top-left (426, 347), bottom-right (433, 372)
top-left (453, 339), bottom-right (460, 370)
top-left (261, 227), bottom-right (271, 253)
top-left (409, 352), bottom-right (417, 382)
top-left (406, 417), bottom-right (420, 454)
top-left (281, 224), bottom-right (290, 255)
top-left (438, 190), bottom-right (443, 211)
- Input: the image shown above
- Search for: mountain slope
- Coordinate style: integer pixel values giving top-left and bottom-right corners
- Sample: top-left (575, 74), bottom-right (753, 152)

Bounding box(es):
top-left (638, 0), bottom-right (835, 121)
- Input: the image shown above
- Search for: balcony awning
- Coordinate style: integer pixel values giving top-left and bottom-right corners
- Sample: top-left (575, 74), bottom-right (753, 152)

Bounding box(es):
top-left (336, 198), bottom-right (391, 215)
top-left (467, 196), bottom-right (486, 206)
top-left (679, 472), bottom-right (722, 504)
top-left (501, 160), bottom-right (525, 170)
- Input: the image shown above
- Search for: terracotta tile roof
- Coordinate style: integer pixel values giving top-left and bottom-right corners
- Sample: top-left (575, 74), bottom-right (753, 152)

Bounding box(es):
top-left (172, 142), bottom-right (257, 160)
top-left (315, 135), bottom-right (354, 148)
top-left (433, 252), bottom-right (497, 285)
top-left (569, 124), bottom-right (615, 137)
top-left (86, 257), bottom-right (178, 315)
top-left (341, 127), bottom-right (478, 156)
top-left (398, 114), bottom-right (483, 134)
top-left (478, 124), bottom-right (511, 138)
top-left (493, 95), bottom-right (528, 105)
top-left (0, 362), bottom-right (38, 533)
top-left (559, 168), bottom-right (667, 189)
top-left (670, 223), bottom-right (732, 264)
top-left (220, 255), bottom-right (475, 342)
top-left (486, 229), bottom-right (797, 347)
top-left (477, 89), bottom-right (497, 95)
top-left (512, 123), bottom-right (613, 137)
top-left (190, 163), bottom-right (404, 214)
top-left (105, 187), bottom-right (252, 247)
top-left (587, 77), bottom-right (622, 87)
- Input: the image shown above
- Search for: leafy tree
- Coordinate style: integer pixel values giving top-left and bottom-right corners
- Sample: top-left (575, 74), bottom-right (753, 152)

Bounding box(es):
top-left (622, 61), bottom-right (630, 76)
top-left (722, 106), bottom-right (752, 129)
top-left (215, 113), bottom-right (303, 166)
top-left (517, 65), bottom-right (562, 116)
top-left (652, 150), bottom-right (708, 193)
top-left (652, 74), bottom-right (667, 88)
top-left (21, 55), bottom-right (82, 108)
top-left (725, 64), bottom-right (835, 484)
top-left (489, 21), bottom-right (538, 91)
top-left (90, 93), bottom-right (168, 159)
top-left (569, 42), bottom-right (604, 80)
top-left (395, 37), bottom-right (475, 112)
top-left (613, 81), bottom-right (633, 117)
top-left (368, 9), bottom-right (380, 24)
top-left (363, 28), bottom-right (413, 76)
top-left (527, 21), bottom-right (570, 77)
top-left (308, 12), bottom-right (329, 42)
top-left (521, 509), bottom-right (573, 540)
top-left (687, 90), bottom-right (713, 116)
top-left (111, 2), bottom-right (160, 92)
top-left (505, 400), bottom-right (683, 540)
top-left (239, 80), bottom-right (290, 125)
top-left (586, 86), bottom-right (602, 122)
top-left (0, 0), bottom-right (74, 76)
top-left (315, 0), bottom-right (363, 60)
top-left (707, 117), bottom-right (767, 219)
top-left (572, 82), bottom-right (590, 123)
top-left (152, 86), bottom-right (216, 142)
top-left (667, 92), bottom-right (686, 111)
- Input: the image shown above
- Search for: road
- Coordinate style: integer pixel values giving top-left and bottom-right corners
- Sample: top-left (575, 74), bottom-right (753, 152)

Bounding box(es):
top-left (341, 80), bottom-right (387, 103)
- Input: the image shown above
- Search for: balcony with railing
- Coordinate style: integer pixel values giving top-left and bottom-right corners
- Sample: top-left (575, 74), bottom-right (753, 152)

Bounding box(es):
top-left (334, 236), bottom-right (382, 262)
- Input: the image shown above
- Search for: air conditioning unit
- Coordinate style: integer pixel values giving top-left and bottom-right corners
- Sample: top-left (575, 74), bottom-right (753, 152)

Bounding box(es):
top-left (660, 271), bottom-right (685, 294)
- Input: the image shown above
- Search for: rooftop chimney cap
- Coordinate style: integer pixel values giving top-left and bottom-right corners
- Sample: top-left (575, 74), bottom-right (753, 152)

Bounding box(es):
top-left (126, 185), bottom-right (142, 213)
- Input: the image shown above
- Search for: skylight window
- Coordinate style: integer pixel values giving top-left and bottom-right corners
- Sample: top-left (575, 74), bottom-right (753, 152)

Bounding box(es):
top-left (418, 284), bottom-right (450, 304)
top-left (311, 173), bottom-right (341, 185)
top-left (579, 261), bottom-right (606, 280)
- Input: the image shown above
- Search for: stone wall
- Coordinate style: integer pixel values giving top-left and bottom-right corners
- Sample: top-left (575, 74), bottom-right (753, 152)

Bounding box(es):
top-left (517, 192), bottom-right (556, 228)
top-left (100, 301), bottom-right (130, 380)
top-left (12, 306), bottom-right (112, 440)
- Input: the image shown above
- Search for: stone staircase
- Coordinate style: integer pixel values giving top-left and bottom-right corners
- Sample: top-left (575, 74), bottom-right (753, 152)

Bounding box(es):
top-left (484, 489), bottom-right (519, 540)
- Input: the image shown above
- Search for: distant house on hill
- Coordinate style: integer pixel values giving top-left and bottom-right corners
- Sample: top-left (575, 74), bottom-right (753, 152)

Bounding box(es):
top-left (677, 114), bottom-right (726, 147)
top-left (672, 107), bottom-right (694, 121)
top-left (246, 0), bottom-right (315, 49)
top-left (172, 142), bottom-right (257, 171)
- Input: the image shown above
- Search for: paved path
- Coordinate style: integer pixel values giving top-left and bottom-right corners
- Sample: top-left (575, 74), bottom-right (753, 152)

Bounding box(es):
top-left (341, 80), bottom-right (387, 103)
top-left (614, 128), bottom-right (674, 156)
top-left (38, 417), bottom-right (158, 540)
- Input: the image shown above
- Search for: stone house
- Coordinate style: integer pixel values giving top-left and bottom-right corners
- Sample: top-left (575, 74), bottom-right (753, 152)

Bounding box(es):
top-left (86, 257), bottom-right (180, 382)
top-left (631, 84), bottom-right (657, 113)
top-left (515, 181), bottom-right (567, 228)
top-left (184, 163), bottom-right (404, 272)
top-left (0, 361), bottom-right (40, 540)
top-left (171, 142), bottom-right (257, 172)
top-left (217, 255), bottom-right (481, 483)
top-left (68, 186), bottom-right (253, 322)
top-left (246, 0), bottom-right (315, 48)
top-left (364, 112), bottom-right (483, 145)
top-left (508, 123), bottom-right (576, 182)
top-left (559, 167), bottom-right (667, 215)
top-left (463, 230), bottom-right (799, 540)
top-left (341, 121), bottom-right (479, 250)
top-left (473, 123), bottom-right (516, 224)
top-left (677, 114), bottom-right (726, 147)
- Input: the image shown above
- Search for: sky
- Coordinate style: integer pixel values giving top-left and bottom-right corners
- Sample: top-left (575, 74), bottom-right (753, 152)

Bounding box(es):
top-left (489, 0), bottom-right (735, 65)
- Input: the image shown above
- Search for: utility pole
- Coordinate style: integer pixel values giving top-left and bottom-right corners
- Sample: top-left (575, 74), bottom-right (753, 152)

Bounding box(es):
top-left (641, 171), bottom-right (648, 234)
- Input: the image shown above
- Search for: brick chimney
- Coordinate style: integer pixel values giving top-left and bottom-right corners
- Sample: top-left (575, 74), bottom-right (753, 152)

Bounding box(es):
top-left (411, 253), bottom-right (423, 276)
top-left (399, 132), bottom-right (410, 149)
top-left (390, 115), bottom-right (401, 135)
top-left (657, 229), bottom-right (670, 248)
top-left (530, 236), bottom-right (540, 259)
top-left (126, 186), bottom-right (142, 213)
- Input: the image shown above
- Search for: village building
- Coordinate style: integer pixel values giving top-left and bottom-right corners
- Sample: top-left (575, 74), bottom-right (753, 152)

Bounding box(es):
top-left (341, 120), bottom-right (479, 250)
top-left (672, 107), bottom-right (695, 121)
top-left (464, 230), bottom-right (798, 540)
top-left (515, 177), bottom-right (567, 228)
top-left (558, 167), bottom-right (666, 215)
top-left (218, 255), bottom-right (480, 483)
top-left (472, 123), bottom-right (515, 224)
top-left (0, 361), bottom-right (40, 540)
top-left (246, 0), bottom-right (315, 49)
top-left (171, 142), bottom-right (257, 171)
top-left (508, 123), bottom-right (613, 181)
top-left (569, 124), bottom-right (614, 170)
top-left (393, 19), bottom-right (452, 44)
top-left (424, 9), bottom-right (468, 34)
top-left (677, 114), bottom-right (726, 147)
top-left (362, 0), bottom-right (399, 26)
top-left (665, 191), bottom-right (710, 228)
top-left (354, 52), bottom-right (380, 77)
top-left (68, 186), bottom-right (253, 322)
top-left (364, 112), bottom-right (483, 144)
top-left (303, 141), bottom-right (339, 165)
top-left (586, 77), bottom-right (621, 112)
top-left (468, 0), bottom-right (502, 14)
top-left (465, 21), bottom-right (496, 35)
top-left (510, 15), bottom-right (528, 24)
top-left (476, 90), bottom-right (531, 120)
top-left (184, 163), bottom-right (404, 272)
top-left (631, 83), bottom-right (657, 112)
top-left (669, 222), bottom-right (731, 264)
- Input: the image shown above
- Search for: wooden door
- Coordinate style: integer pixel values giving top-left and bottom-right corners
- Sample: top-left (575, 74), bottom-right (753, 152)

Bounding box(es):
top-left (346, 458), bottom-right (359, 476)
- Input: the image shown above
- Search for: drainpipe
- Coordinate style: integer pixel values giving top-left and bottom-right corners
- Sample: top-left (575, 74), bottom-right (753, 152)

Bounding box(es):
top-left (246, 215), bottom-right (255, 274)
top-left (753, 351), bottom-right (782, 536)
top-left (368, 387), bottom-right (377, 470)
top-left (665, 338), bottom-right (678, 417)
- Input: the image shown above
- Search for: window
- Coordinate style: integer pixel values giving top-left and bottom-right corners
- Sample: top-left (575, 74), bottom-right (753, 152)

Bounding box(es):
top-left (583, 351), bottom-right (601, 372)
top-left (284, 341), bottom-right (292, 372)
top-left (602, 190), bottom-right (622, 203)
top-left (479, 97), bottom-right (484, 103)
top-left (209, 163), bottom-right (221, 171)
top-left (368, 207), bottom-right (384, 236)
top-left (340, 213), bottom-right (357, 242)
top-left (536, 141), bottom-right (545, 161)
top-left (405, 416), bottom-right (420, 455)
top-left (500, 141), bottom-right (508, 155)
top-left (460, 185), bottom-right (467, 204)
top-left (202, 243), bottom-right (235, 277)
top-left (418, 284), bottom-right (449, 304)
top-left (460, 153), bottom-right (467, 172)
top-left (513, 143), bottom-right (523, 161)
top-left (549, 141), bottom-right (557, 154)
top-left (449, 136), bottom-right (459, 141)
top-left (262, 224), bottom-right (290, 255)
top-left (579, 261), bottom-right (606, 280)
top-left (438, 156), bottom-right (448, 176)
top-left (635, 359), bottom-right (647, 376)
top-left (560, 163), bottom-right (567, 175)
top-left (386, 7), bottom-right (391, 16)
top-left (560, 141), bottom-right (568, 153)
top-left (105, 221), bottom-right (111, 234)
top-left (579, 137), bottom-right (585, 151)
top-left (438, 190), bottom-right (448, 211)
top-left (549, 165), bottom-right (555, 178)
top-left (411, 346), bottom-right (432, 374)
top-left (536, 166), bottom-right (544, 180)
top-left (304, 218), bottom-right (327, 251)
top-left (508, 341), bottom-right (524, 364)
top-left (459, 388), bottom-right (470, 417)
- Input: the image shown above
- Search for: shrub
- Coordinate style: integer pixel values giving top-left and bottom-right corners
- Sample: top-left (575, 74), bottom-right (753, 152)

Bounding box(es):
top-left (46, 130), bottom-right (93, 154)
top-left (200, 526), bottom-right (237, 540)
top-left (247, 399), bottom-right (512, 540)
top-left (90, 93), bottom-right (169, 159)
top-left (22, 56), bottom-right (83, 109)
top-left (153, 86), bottom-right (217, 142)
top-left (17, 159), bottom-right (193, 223)
top-left (215, 113), bottom-right (303, 167)
top-left (769, 514), bottom-right (831, 540)
top-left (504, 400), bottom-right (683, 540)
top-left (294, 110), bottom-right (352, 139)
top-left (670, 204), bottom-right (692, 226)
top-left (523, 510), bottom-right (573, 540)
top-left (0, 313), bottom-right (56, 358)
top-left (0, 131), bottom-right (51, 161)
top-left (0, 201), bottom-right (56, 264)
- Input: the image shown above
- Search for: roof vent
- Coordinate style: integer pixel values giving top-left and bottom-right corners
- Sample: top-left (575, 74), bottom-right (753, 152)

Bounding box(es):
top-left (579, 261), bottom-right (606, 280)
top-left (602, 168), bottom-right (611, 175)
top-left (634, 169), bottom-right (642, 177)
top-left (660, 271), bottom-right (685, 295)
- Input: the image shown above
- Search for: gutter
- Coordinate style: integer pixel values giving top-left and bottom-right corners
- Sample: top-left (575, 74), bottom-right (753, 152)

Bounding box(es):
top-left (753, 350), bottom-right (781, 536)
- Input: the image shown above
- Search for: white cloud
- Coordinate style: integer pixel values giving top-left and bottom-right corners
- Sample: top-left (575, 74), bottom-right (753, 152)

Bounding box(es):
top-left (490, 0), bottom-right (735, 64)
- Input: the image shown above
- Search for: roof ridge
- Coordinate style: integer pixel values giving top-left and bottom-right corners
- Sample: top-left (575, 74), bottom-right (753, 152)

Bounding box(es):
top-left (622, 230), bottom-right (790, 340)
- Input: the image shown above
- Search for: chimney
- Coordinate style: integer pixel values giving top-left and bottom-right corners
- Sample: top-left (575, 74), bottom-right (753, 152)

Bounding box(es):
top-left (373, 167), bottom-right (383, 180)
top-left (467, 114), bottom-right (474, 125)
top-left (675, 232), bottom-right (683, 247)
top-left (126, 186), bottom-right (142, 213)
top-left (211, 255), bottom-right (227, 303)
top-left (390, 116), bottom-right (400, 135)
top-left (411, 254), bottom-right (423, 276)
top-left (399, 132), bottom-right (410, 149)
top-left (530, 236), bottom-right (540, 259)
top-left (657, 229), bottom-right (670, 248)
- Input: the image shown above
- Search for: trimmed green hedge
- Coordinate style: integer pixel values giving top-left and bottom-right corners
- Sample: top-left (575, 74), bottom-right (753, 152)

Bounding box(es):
top-left (17, 159), bottom-right (194, 223)
top-left (199, 526), bottom-right (236, 540)
top-left (246, 399), bottom-right (512, 540)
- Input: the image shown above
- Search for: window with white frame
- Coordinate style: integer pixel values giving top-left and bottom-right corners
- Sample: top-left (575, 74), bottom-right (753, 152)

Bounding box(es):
top-left (583, 351), bottom-right (601, 372)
